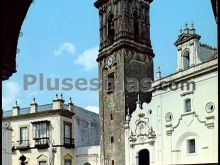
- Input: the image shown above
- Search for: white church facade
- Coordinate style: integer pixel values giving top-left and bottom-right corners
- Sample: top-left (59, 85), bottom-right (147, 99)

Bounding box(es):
top-left (124, 25), bottom-right (218, 165)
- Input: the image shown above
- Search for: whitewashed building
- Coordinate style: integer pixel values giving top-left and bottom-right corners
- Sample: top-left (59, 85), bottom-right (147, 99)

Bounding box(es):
top-left (125, 25), bottom-right (218, 165)
top-left (2, 122), bottom-right (13, 165)
top-left (3, 95), bottom-right (100, 165)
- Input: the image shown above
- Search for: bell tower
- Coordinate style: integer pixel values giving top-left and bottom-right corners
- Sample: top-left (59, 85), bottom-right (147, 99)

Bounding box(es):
top-left (94, 0), bottom-right (154, 164)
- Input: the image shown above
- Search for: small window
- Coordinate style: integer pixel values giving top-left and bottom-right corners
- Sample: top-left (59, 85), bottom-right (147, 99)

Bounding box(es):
top-left (182, 50), bottom-right (190, 69)
top-left (111, 114), bottom-right (113, 120)
top-left (32, 122), bottom-right (49, 146)
top-left (185, 99), bottom-right (191, 112)
top-left (133, 10), bottom-right (139, 41)
top-left (187, 139), bottom-right (196, 154)
top-left (64, 122), bottom-right (73, 146)
top-left (108, 13), bottom-right (115, 43)
top-left (65, 160), bottom-right (72, 165)
top-left (107, 73), bottom-right (115, 92)
top-left (111, 136), bottom-right (114, 143)
top-left (112, 160), bottom-right (114, 165)
top-left (39, 161), bottom-right (47, 165)
top-left (20, 127), bottom-right (28, 144)
top-left (84, 163), bottom-right (91, 165)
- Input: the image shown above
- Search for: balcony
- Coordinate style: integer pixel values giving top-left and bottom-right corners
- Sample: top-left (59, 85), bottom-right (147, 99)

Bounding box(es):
top-left (16, 140), bottom-right (30, 151)
top-left (34, 137), bottom-right (49, 149)
top-left (64, 137), bottom-right (75, 149)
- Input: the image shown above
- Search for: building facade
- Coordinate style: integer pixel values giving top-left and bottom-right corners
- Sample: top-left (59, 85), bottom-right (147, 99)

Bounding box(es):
top-left (124, 25), bottom-right (218, 165)
top-left (3, 95), bottom-right (100, 165)
top-left (2, 122), bottom-right (13, 165)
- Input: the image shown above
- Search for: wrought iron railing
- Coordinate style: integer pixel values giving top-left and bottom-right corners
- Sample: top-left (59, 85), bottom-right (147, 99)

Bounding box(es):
top-left (19, 107), bottom-right (30, 115)
top-left (34, 137), bottom-right (49, 149)
top-left (64, 137), bottom-right (75, 148)
top-left (3, 110), bottom-right (12, 117)
top-left (15, 140), bottom-right (30, 151)
top-left (37, 104), bottom-right (53, 112)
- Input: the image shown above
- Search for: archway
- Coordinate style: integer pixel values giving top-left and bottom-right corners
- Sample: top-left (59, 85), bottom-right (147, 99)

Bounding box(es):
top-left (138, 149), bottom-right (150, 165)
top-left (84, 163), bottom-right (91, 165)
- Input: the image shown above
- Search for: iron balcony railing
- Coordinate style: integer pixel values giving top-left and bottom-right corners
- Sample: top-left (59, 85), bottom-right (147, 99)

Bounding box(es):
top-left (64, 137), bottom-right (75, 148)
top-left (37, 104), bottom-right (53, 112)
top-left (16, 140), bottom-right (30, 151)
top-left (33, 137), bottom-right (49, 149)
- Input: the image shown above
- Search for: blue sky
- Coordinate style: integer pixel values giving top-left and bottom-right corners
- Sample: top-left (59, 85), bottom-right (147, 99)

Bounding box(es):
top-left (2, 0), bottom-right (217, 113)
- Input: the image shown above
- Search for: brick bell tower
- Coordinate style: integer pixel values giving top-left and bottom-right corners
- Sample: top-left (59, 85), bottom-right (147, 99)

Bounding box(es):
top-left (94, 0), bottom-right (154, 164)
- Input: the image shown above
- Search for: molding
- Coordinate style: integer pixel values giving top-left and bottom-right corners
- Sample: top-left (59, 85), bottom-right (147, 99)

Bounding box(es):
top-left (165, 111), bottom-right (215, 135)
top-left (3, 109), bottom-right (74, 121)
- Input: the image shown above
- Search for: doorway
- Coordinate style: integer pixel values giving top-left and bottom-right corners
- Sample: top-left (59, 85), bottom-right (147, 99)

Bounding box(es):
top-left (138, 149), bottom-right (150, 165)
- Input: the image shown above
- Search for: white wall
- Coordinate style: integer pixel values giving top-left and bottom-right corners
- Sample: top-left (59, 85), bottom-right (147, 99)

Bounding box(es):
top-left (126, 59), bottom-right (218, 165)
top-left (75, 146), bottom-right (100, 165)
top-left (9, 114), bottom-right (74, 165)
top-left (2, 122), bottom-right (12, 165)
top-left (74, 106), bottom-right (100, 147)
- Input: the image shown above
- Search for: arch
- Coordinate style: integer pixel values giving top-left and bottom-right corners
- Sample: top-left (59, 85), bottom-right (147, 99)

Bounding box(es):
top-left (182, 49), bottom-right (190, 69)
top-left (84, 163), bottom-right (91, 165)
top-left (133, 10), bottom-right (139, 41)
top-left (37, 154), bottom-right (47, 160)
top-left (107, 13), bottom-right (115, 43)
top-left (37, 154), bottom-right (47, 165)
top-left (176, 132), bottom-right (199, 150)
top-left (64, 154), bottom-right (73, 160)
top-left (138, 149), bottom-right (150, 165)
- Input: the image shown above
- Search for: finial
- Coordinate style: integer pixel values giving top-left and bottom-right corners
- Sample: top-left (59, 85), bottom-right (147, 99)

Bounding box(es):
top-left (156, 66), bottom-right (161, 79)
top-left (136, 94), bottom-right (142, 108)
top-left (127, 107), bottom-right (130, 116)
top-left (191, 22), bottom-right (194, 28)
top-left (15, 101), bottom-right (18, 106)
top-left (55, 94), bottom-right (58, 99)
top-left (190, 22), bottom-right (195, 34)
top-left (61, 93), bottom-right (63, 100)
top-left (32, 97), bottom-right (36, 104)
top-left (185, 22), bottom-right (188, 29)
top-left (180, 28), bottom-right (183, 34)
top-left (157, 66), bottom-right (161, 72)
top-left (69, 97), bottom-right (73, 104)
top-left (126, 107), bottom-right (131, 121)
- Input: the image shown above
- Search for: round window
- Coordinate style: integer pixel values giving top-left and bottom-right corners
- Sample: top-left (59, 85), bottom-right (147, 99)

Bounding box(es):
top-left (205, 102), bottom-right (215, 113)
top-left (165, 112), bottom-right (173, 122)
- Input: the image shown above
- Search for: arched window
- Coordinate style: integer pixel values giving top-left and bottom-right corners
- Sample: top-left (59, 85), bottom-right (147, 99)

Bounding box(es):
top-left (182, 50), bottom-right (190, 69)
top-left (107, 13), bottom-right (115, 43)
top-left (84, 163), bottom-right (91, 165)
top-left (184, 98), bottom-right (191, 112)
top-left (133, 10), bottom-right (139, 41)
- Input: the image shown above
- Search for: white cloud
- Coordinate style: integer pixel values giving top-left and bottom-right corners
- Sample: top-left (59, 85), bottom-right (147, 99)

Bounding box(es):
top-left (85, 106), bottom-right (99, 114)
top-left (54, 42), bottom-right (76, 56)
top-left (2, 81), bottom-right (21, 110)
top-left (74, 46), bottom-right (98, 71)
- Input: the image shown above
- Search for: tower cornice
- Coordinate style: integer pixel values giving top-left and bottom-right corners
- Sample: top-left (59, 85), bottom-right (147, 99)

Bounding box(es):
top-left (97, 39), bottom-right (154, 62)
top-left (94, 0), bottom-right (153, 9)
